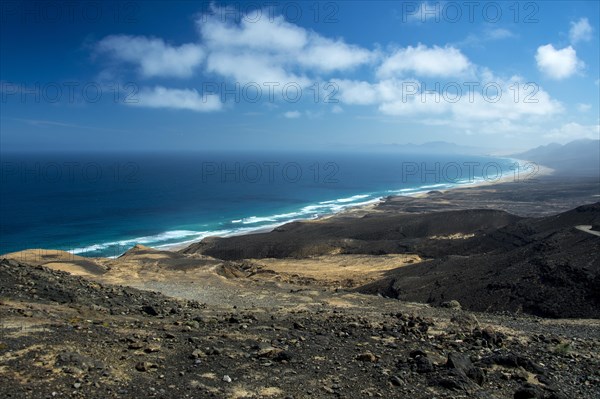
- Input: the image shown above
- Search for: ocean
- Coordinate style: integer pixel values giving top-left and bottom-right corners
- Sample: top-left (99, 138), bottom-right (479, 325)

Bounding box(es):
top-left (0, 151), bottom-right (517, 257)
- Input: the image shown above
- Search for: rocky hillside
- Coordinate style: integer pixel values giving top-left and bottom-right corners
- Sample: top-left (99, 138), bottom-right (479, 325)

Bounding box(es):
top-left (358, 203), bottom-right (600, 318)
top-left (182, 200), bottom-right (600, 318)
top-left (1, 259), bottom-right (599, 398)
top-left (182, 209), bottom-right (521, 259)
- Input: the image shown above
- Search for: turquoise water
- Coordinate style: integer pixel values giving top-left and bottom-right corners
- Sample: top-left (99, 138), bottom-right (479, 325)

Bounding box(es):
top-left (0, 151), bottom-right (517, 257)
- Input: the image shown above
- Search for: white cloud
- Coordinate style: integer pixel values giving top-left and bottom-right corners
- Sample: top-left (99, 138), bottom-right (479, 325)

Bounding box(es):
top-left (535, 44), bottom-right (583, 79)
top-left (544, 122), bottom-right (600, 141)
top-left (299, 36), bottom-right (373, 72)
top-left (128, 86), bottom-right (222, 112)
top-left (377, 45), bottom-right (471, 78)
top-left (283, 110), bottom-right (301, 118)
top-left (199, 13), bottom-right (307, 52)
top-left (92, 5), bottom-right (571, 130)
top-left (455, 28), bottom-right (516, 48)
top-left (97, 35), bottom-right (204, 78)
top-left (197, 11), bottom-right (372, 86)
top-left (487, 28), bottom-right (515, 40)
top-left (331, 105), bottom-right (344, 114)
top-left (569, 18), bottom-right (593, 44)
top-left (334, 79), bottom-right (382, 105)
top-left (205, 51), bottom-right (309, 87)
top-left (335, 76), bottom-right (563, 128)
top-left (577, 103), bottom-right (592, 112)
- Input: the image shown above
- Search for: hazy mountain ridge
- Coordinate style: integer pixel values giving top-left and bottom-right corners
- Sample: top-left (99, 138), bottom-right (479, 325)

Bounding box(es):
top-left (512, 139), bottom-right (600, 176)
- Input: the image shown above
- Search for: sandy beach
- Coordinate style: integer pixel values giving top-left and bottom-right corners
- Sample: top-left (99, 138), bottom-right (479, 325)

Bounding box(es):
top-left (163, 158), bottom-right (553, 253)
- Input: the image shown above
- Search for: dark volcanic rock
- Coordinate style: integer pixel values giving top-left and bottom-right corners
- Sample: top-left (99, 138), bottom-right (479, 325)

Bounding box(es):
top-left (445, 352), bottom-right (486, 385)
top-left (358, 203), bottom-right (600, 318)
top-left (0, 259), bottom-right (598, 399)
top-left (182, 209), bottom-right (520, 259)
top-left (482, 353), bottom-right (545, 375)
top-left (514, 383), bottom-right (545, 399)
top-left (446, 352), bottom-right (473, 373)
top-left (432, 369), bottom-right (475, 391)
top-left (141, 305), bottom-right (160, 316)
top-left (415, 356), bottom-right (435, 373)
top-left (467, 367), bottom-right (487, 386)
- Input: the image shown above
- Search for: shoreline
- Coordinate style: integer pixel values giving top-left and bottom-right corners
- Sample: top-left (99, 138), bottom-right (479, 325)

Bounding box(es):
top-left (283, 159), bottom-right (554, 224)
top-left (165, 159), bottom-right (553, 252)
top-left (1, 158), bottom-right (553, 258)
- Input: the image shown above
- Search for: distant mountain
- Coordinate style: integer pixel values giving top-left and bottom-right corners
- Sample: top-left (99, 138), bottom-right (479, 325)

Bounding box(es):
top-left (512, 139), bottom-right (600, 176)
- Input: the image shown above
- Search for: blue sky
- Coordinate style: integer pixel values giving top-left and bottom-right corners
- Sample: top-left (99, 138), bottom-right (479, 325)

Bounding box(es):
top-left (1, 0), bottom-right (598, 152)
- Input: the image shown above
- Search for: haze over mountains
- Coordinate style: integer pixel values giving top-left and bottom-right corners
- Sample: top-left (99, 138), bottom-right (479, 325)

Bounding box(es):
top-left (512, 139), bottom-right (600, 176)
top-left (335, 139), bottom-right (600, 177)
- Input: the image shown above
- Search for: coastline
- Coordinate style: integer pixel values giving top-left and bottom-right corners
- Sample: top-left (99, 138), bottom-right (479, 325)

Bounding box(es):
top-left (1, 157), bottom-right (551, 258)
top-left (165, 159), bottom-right (553, 252)
top-left (286, 158), bottom-right (554, 225)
